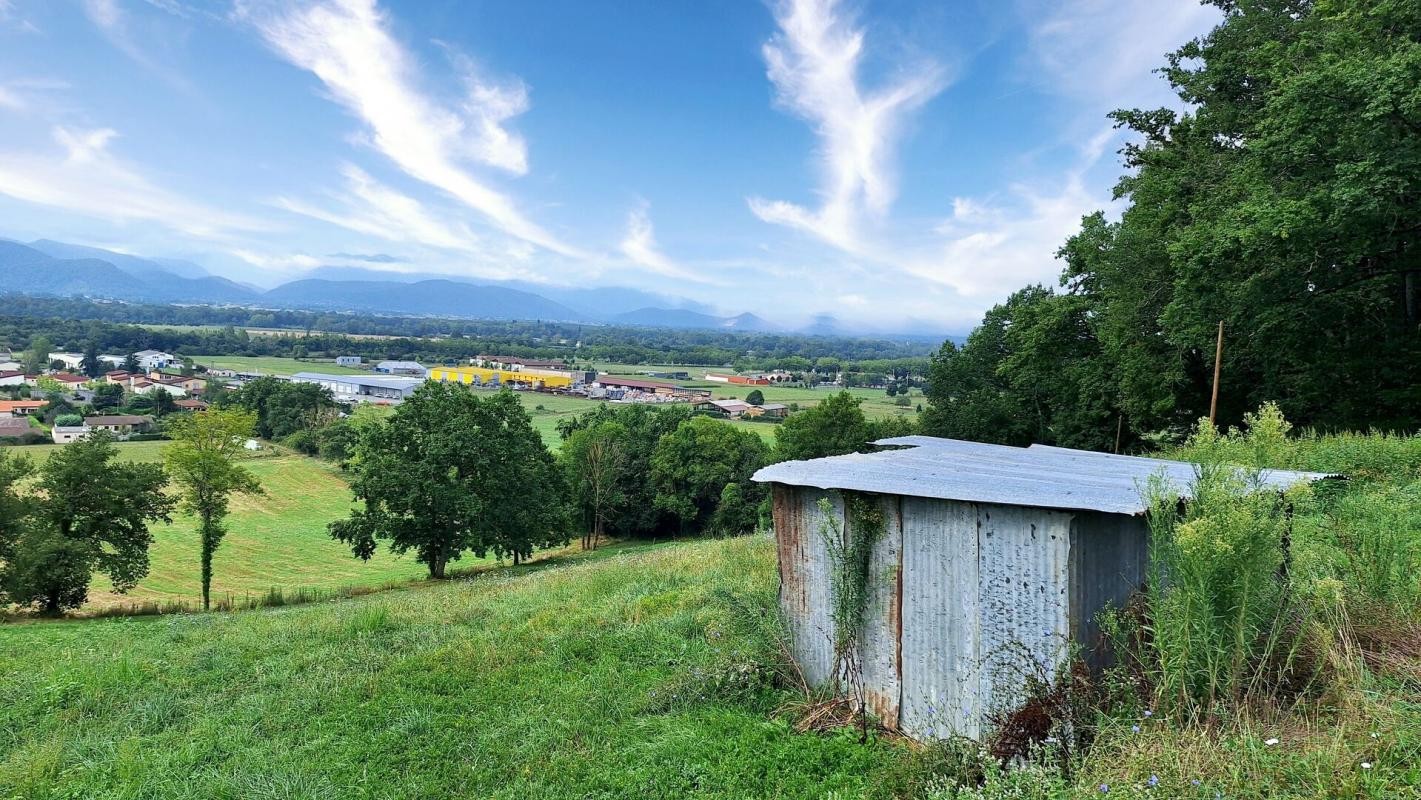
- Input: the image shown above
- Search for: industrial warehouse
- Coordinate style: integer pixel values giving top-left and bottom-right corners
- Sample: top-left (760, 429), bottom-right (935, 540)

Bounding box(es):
top-left (752, 436), bottom-right (1334, 741)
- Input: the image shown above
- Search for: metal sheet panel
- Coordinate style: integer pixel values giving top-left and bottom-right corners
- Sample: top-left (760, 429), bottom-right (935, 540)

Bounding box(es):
top-left (754, 436), bottom-right (1335, 516)
top-left (975, 503), bottom-right (1073, 721)
top-left (855, 493), bottom-right (902, 729)
top-left (899, 497), bottom-right (982, 740)
top-left (772, 484), bottom-right (837, 688)
top-left (1069, 511), bottom-right (1151, 671)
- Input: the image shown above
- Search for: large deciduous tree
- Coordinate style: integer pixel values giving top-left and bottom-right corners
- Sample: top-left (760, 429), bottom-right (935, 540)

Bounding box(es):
top-left (927, 0), bottom-right (1421, 447)
top-left (2, 434), bottom-right (173, 614)
top-left (165, 409), bottom-right (264, 610)
top-left (650, 416), bottom-right (767, 534)
top-left (773, 391), bottom-right (877, 461)
top-left (557, 403), bottom-right (693, 537)
top-left (330, 384), bottom-right (568, 577)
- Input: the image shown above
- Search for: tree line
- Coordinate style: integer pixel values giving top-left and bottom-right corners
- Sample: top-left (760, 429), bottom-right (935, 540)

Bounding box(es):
top-left (0, 297), bottom-right (937, 371)
top-left (319, 384), bottom-right (914, 579)
top-left (921, 0), bottom-right (1420, 450)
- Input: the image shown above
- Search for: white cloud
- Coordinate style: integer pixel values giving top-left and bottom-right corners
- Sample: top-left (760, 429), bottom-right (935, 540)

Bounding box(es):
top-left (618, 204), bottom-right (709, 283)
top-left (0, 126), bottom-right (270, 238)
top-left (245, 0), bottom-right (581, 257)
top-left (0, 86), bottom-right (23, 111)
top-left (748, 0), bottom-right (946, 252)
top-left (276, 163), bottom-right (485, 254)
top-left (1025, 0), bottom-right (1218, 107)
top-left (82, 0), bottom-right (196, 92)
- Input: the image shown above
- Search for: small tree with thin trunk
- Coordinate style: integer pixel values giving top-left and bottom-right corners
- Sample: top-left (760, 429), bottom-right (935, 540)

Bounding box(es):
top-left (561, 421), bottom-right (627, 551)
top-left (164, 409), bottom-right (263, 610)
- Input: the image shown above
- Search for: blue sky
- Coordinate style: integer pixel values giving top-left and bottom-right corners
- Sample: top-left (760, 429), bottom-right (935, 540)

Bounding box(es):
top-left (0, 0), bottom-right (1219, 332)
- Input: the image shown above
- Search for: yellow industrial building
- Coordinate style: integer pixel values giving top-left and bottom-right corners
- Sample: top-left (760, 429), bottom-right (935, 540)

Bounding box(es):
top-left (428, 364), bottom-right (583, 390)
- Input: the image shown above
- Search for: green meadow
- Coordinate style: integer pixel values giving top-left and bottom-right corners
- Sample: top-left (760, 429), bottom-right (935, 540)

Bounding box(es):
top-left (8, 441), bottom-right (429, 612)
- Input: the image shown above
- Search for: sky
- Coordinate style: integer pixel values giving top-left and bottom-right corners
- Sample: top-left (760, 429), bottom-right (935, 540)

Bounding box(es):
top-left (0, 0), bottom-right (1220, 333)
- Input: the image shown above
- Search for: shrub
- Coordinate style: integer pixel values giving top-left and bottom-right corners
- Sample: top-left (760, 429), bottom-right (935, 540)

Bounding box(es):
top-left (1142, 460), bottom-right (1310, 715)
top-left (53, 414), bottom-right (83, 428)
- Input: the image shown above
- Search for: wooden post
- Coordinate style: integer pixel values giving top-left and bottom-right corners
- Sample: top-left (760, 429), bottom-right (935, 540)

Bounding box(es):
top-left (1208, 320), bottom-right (1224, 427)
top-left (1114, 413), bottom-right (1124, 454)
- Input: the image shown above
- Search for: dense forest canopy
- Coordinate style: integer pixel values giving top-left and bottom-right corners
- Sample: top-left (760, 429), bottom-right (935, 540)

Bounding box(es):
top-left (924, 0), bottom-right (1421, 449)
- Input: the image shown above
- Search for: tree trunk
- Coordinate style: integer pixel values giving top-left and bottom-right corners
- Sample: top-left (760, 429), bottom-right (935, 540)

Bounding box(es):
top-left (44, 591), bottom-right (61, 617)
top-left (429, 551), bottom-right (447, 579)
top-left (512, 551), bottom-right (521, 566)
top-left (200, 511), bottom-right (214, 611)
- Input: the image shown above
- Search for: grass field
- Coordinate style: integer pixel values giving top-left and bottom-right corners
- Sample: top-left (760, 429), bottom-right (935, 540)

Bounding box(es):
top-left (0, 537), bottom-right (926, 799)
top-left (590, 361), bottom-right (920, 421)
top-left (191, 355), bottom-right (372, 376)
top-left (6, 441), bottom-right (430, 611)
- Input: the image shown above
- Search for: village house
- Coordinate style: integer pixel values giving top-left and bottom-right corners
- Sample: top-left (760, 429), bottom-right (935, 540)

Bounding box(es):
top-left (335, 355), bottom-right (364, 367)
top-left (0, 400), bottom-right (46, 416)
top-left (83, 415), bottom-right (154, 440)
top-left (150, 371), bottom-right (205, 393)
top-left (48, 373), bottom-right (88, 390)
top-left (0, 370), bottom-right (27, 388)
top-left (173, 398), bottom-right (210, 412)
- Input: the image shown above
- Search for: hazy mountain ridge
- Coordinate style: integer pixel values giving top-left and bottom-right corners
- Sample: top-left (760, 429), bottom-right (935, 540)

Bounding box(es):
top-left (0, 237), bottom-right (954, 336)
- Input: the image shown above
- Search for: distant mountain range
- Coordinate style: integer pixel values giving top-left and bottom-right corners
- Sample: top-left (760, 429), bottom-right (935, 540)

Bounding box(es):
top-left (0, 238), bottom-right (793, 332)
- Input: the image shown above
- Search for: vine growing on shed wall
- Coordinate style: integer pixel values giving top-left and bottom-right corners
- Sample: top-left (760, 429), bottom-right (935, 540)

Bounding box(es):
top-left (816, 491), bottom-right (887, 736)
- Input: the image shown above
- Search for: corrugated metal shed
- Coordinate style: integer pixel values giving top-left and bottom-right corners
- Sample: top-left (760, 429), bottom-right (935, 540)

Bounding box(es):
top-left (753, 435), bottom-right (1333, 516)
top-left (753, 436), bottom-right (1334, 741)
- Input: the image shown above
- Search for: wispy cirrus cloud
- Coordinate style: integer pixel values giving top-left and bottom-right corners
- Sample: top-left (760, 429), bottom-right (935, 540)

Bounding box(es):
top-left (243, 0), bottom-right (581, 258)
top-left (748, 0), bottom-right (946, 252)
top-left (81, 0), bottom-right (199, 94)
top-left (0, 125), bottom-right (269, 238)
top-left (276, 163), bottom-right (486, 255)
top-left (618, 203), bottom-right (710, 284)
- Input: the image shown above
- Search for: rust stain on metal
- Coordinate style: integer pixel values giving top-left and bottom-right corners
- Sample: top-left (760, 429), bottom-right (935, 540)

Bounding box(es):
top-left (773, 484), bottom-right (809, 613)
top-left (865, 688), bottom-right (900, 730)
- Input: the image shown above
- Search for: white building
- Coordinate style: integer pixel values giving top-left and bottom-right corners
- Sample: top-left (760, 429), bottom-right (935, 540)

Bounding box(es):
top-left (291, 372), bottom-right (422, 404)
top-left (133, 350), bottom-right (179, 370)
top-left (51, 425), bottom-right (89, 444)
top-left (375, 360), bottom-right (427, 377)
top-left (335, 355), bottom-right (363, 366)
top-left (48, 352), bottom-right (84, 370)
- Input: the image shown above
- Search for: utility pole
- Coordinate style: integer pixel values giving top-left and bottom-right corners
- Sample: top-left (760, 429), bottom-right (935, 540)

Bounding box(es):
top-left (1208, 320), bottom-right (1224, 427)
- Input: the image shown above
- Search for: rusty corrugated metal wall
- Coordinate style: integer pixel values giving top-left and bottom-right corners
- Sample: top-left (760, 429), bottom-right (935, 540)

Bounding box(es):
top-left (773, 485), bottom-right (1137, 742)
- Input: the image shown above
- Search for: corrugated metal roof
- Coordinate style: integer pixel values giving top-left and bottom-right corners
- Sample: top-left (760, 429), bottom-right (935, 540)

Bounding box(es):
top-left (752, 436), bottom-right (1336, 516)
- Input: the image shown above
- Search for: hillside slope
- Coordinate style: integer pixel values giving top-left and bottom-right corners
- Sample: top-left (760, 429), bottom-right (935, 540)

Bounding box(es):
top-left (0, 537), bottom-right (913, 799)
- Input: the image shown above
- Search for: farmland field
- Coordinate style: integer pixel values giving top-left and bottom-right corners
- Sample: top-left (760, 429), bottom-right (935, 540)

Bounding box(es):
top-left (590, 361), bottom-right (922, 421)
top-left (6, 441), bottom-right (430, 611)
top-left (190, 354), bottom-right (372, 376)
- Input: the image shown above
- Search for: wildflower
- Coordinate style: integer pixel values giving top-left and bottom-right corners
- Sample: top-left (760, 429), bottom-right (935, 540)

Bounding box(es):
top-left (1143, 710), bottom-right (1152, 718)
top-left (1264, 738), bottom-right (1279, 746)
top-left (1191, 779), bottom-right (1201, 787)
top-left (1131, 725), bottom-right (1141, 733)
top-left (1099, 784), bottom-right (1109, 793)
top-left (1361, 762), bottom-right (1372, 770)
top-left (1147, 775), bottom-right (1159, 787)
